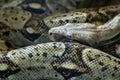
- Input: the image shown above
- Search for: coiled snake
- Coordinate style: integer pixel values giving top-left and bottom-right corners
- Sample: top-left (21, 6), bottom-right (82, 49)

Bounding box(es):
top-left (0, 0), bottom-right (120, 80)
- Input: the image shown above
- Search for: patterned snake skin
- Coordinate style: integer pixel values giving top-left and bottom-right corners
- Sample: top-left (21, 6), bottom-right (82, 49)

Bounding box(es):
top-left (0, 0), bottom-right (76, 49)
top-left (0, 4), bottom-right (119, 50)
top-left (44, 5), bottom-right (120, 28)
top-left (0, 42), bottom-right (120, 80)
top-left (0, 0), bottom-right (120, 80)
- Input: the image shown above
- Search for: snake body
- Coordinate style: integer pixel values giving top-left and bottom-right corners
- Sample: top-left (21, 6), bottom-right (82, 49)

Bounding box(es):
top-left (44, 5), bottom-right (120, 28)
top-left (0, 0), bottom-right (120, 80)
top-left (0, 42), bottom-right (120, 80)
top-left (0, 0), bottom-right (75, 49)
top-left (0, 4), bottom-right (120, 49)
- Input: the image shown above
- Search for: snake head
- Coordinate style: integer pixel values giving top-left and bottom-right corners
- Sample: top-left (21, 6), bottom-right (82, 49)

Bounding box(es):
top-left (48, 25), bottom-right (72, 42)
top-left (0, 54), bottom-right (20, 79)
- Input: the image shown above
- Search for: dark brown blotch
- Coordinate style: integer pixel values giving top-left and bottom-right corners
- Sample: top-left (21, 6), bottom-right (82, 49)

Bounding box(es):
top-left (42, 52), bottom-right (48, 57)
top-left (114, 59), bottom-right (120, 64)
top-left (111, 73), bottom-right (115, 77)
top-left (21, 57), bottom-right (26, 60)
top-left (101, 66), bottom-right (108, 72)
top-left (36, 53), bottom-right (40, 56)
top-left (21, 16), bottom-right (26, 21)
top-left (59, 20), bottom-right (64, 24)
top-left (87, 54), bottom-right (95, 61)
top-left (106, 55), bottom-right (112, 60)
top-left (98, 61), bottom-right (104, 66)
top-left (50, 20), bottom-right (54, 24)
top-left (95, 77), bottom-right (101, 80)
top-left (113, 66), bottom-right (118, 71)
top-left (28, 53), bottom-right (33, 58)
top-left (4, 18), bottom-right (8, 22)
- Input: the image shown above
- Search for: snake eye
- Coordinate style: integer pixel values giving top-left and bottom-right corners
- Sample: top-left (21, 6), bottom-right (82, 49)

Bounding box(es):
top-left (49, 32), bottom-right (53, 36)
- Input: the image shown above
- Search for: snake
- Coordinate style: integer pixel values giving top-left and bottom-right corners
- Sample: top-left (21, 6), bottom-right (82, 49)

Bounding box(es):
top-left (0, 0), bottom-right (76, 50)
top-left (0, 42), bottom-right (120, 80)
top-left (0, 4), bottom-right (120, 50)
top-left (48, 13), bottom-right (120, 47)
top-left (0, 0), bottom-right (120, 80)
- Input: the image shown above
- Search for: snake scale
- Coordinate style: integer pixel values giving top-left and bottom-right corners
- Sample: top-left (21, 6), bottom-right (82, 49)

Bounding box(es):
top-left (48, 13), bottom-right (120, 47)
top-left (0, 42), bottom-right (120, 80)
top-left (0, 4), bottom-right (120, 49)
top-left (0, 0), bottom-right (120, 80)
